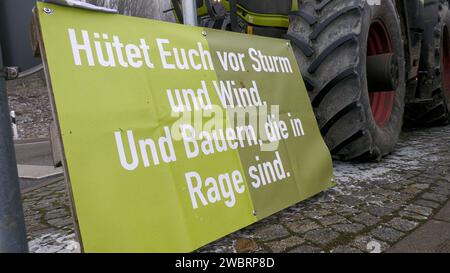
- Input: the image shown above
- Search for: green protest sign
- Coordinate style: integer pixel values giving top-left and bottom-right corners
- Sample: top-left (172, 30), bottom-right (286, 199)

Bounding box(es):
top-left (35, 1), bottom-right (334, 252)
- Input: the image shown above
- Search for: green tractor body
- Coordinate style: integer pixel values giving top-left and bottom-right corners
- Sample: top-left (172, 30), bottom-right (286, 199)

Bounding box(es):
top-left (173, 0), bottom-right (294, 34)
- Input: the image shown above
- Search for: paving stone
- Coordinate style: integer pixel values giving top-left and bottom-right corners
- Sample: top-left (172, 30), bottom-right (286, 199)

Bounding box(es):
top-left (234, 238), bottom-right (258, 253)
top-left (351, 212), bottom-right (382, 226)
top-left (365, 206), bottom-right (396, 218)
top-left (331, 223), bottom-right (365, 234)
top-left (288, 245), bottom-right (322, 253)
top-left (403, 186), bottom-right (422, 196)
top-left (379, 183), bottom-right (404, 190)
top-left (386, 218), bottom-right (419, 232)
top-left (398, 180), bottom-right (415, 187)
top-left (47, 217), bottom-right (73, 228)
top-left (286, 220), bottom-right (320, 234)
top-left (304, 228), bottom-right (340, 246)
top-left (371, 227), bottom-right (405, 243)
top-left (336, 206), bottom-right (360, 217)
top-left (421, 193), bottom-right (448, 204)
top-left (303, 209), bottom-right (331, 219)
top-left (24, 210), bottom-right (40, 217)
top-left (404, 205), bottom-right (433, 216)
top-left (331, 245), bottom-right (363, 253)
top-left (26, 224), bottom-right (51, 233)
top-left (390, 192), bottom-right (415, 203)
top-left (350, 236), bottom-right (390, 253)
top-left (410, 183), bottom-right (430, 190)
top-left (431, 187), bottom-right (450, 196)
top-left (398, 211), bottom-right (428, 221)
top-left (371, 187), bottom-right (396, 197)
top-left (28, 228), bottom-right (58, 239)
top-left (336, 195), bottom-right (364, 206)
top-left (414, 199), bottom-right (441, 209)
top-left (32, 202), bottom-right (52, 210)
top-left (45, 209), bottom-right (68, 221)
top-left (435, 181), bottom-right (450, 190)
top-left (253, 224), bottom-right (290, 242)
top-left (27, 215), bottom-right (42, 222)
top-left (265, 236), bottom-right (305, 253)
top-left (282, 211), bottom-right (306, 222)
top-left (317, 215), bottom-right (348, 226)
top-left (365, 194), bottom-right (389, 204)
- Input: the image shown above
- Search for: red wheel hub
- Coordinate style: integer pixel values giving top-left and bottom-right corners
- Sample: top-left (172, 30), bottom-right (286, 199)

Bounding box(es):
top-left (443, 26), bottom-right (450, 99)
top-left (367, 20), bottom-right (395, 128)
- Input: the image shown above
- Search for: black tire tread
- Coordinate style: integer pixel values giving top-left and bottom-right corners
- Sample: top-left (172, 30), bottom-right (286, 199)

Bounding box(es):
top-left (288, 0), bottom-right (374, 160)
top-left (288, 0), bottom-right (406, 161)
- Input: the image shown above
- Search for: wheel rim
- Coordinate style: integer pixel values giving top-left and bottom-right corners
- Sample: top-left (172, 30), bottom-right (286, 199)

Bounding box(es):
top-left (367, 19), bottom-right (395, 128)
top-left (443, 26), bottom-right (450, 99)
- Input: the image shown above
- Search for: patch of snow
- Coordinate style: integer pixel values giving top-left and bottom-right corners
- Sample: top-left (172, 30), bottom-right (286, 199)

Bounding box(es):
top-left (334, 162), bottom-right (392, 183)
top-left (28, 232), bottom-right (80, 253)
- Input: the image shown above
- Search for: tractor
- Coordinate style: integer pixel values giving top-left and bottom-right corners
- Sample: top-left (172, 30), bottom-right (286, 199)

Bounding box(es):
top-left (171, 0), bottom-right (450, 161)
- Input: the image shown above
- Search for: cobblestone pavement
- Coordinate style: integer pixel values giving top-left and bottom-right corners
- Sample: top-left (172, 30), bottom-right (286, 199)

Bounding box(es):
top-left (24, 125), bottom-right (450, 253)
top-left (7, 72), bottom-right (53, 139)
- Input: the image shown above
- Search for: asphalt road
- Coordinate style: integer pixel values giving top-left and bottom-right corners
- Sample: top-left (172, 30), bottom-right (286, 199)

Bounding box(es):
top-left (14, 139), bottom-right (53, 166)
top-left (14, 139), bottom-right (63, 191)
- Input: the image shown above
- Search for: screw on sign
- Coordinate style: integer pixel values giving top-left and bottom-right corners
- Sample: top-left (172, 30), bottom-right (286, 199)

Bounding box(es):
top-left (43, 7), bottom-right (53, 15)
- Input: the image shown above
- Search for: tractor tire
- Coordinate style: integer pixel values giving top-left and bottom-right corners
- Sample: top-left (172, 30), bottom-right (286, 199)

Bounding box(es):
top-left (405, 0), bottom-right (450, 126)
top-left (286, 0), bottom-right (406, 161)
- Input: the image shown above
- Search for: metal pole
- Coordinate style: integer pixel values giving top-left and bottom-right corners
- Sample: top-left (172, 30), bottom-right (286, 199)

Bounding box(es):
top-left (229, 0), bottom-right (239, 32)
top-left (0, 44), bottom-right (28, 253)
top-left (182, 0), bottom-right (197, 26)
top-left (10, 111), bottom-right (18, 140)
